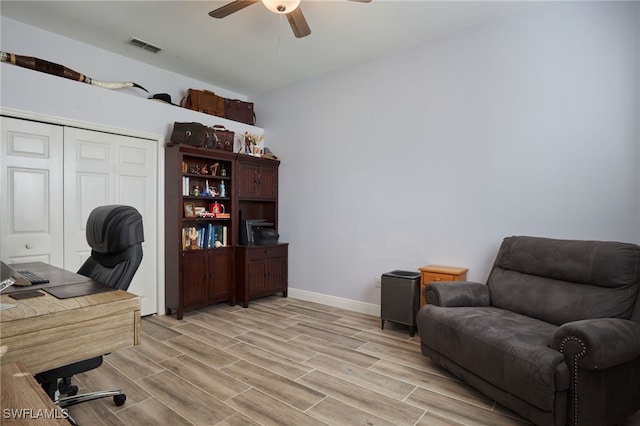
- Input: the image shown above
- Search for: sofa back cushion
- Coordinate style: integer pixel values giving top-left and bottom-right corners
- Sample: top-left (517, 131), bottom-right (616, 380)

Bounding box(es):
top-left (487, 236), bottom-right (640, 325)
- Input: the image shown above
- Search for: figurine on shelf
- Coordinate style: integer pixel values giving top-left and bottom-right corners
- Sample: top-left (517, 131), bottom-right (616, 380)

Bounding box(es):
top-left (200, 164), bottom-right (208, 175)
top-left (192, 185), bottom-right (200, 197)
top-left (201, 180), bottom-right (211, 197)
top-left (188, 227), bottom-right (199, 250)
top-left (220, 165), bottom-right (227, 177)
top-left (210, 163), bottom-right (219, 176)
top-left (243, 132), bottom-right (253, 155)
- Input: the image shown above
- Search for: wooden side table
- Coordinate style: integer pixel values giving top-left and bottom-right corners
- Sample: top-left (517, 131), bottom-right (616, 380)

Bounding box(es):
top-left (419, 265), bottom-right (468, 306)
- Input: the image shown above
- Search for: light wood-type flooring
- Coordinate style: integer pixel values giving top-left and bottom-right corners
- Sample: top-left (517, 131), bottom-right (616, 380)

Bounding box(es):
top-left (65, 296), bottom-right (640, 426)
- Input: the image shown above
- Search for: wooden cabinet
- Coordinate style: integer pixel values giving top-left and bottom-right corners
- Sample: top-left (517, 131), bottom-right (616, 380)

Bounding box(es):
top-left (236, 244), bottom-right (288, 308)
top-left (165, 145), bottom-right (236, 319)
top-left (179, 248), bottom-right (234, 311)
top-left (165, 144), bottom-right (286, 318)
top-left (237, 159), bottom-right (277, 200)
top-left (235, 156), bottom-right (287, 307)
top-left (419, 265), bottom-right (468, 306)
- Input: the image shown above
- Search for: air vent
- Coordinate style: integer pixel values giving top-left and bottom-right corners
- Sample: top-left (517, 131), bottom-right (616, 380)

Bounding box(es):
top-left (127, 37), bottom-right (162, 54)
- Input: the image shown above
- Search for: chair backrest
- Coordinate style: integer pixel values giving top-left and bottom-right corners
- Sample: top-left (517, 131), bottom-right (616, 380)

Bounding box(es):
top-left (77, 205), bottom-right (144, 291)
top-left (486, 236), bottom-right (640, 325)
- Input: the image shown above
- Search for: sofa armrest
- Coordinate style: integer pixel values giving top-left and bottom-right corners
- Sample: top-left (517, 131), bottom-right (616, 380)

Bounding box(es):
top-left (552, 318), bottom-right (640, 369)
top-left (425, 281), bottom-right (490, 307)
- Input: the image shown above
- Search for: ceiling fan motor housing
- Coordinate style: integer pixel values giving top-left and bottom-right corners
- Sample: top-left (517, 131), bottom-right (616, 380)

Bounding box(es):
top-left (211, 0), bottom-right (370, 39)
top-left (262, 0), bottom-right (301, 14)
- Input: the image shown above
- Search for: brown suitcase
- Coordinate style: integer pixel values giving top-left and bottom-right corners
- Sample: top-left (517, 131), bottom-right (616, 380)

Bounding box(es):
top-left (212, 125), bottom-right (235, 152)
top-left (169, 122), bottom-right (213, 147)
top-left (181, 89), bottom-right (225, 117)
top-left (224, 98), bottom-right (256, 125)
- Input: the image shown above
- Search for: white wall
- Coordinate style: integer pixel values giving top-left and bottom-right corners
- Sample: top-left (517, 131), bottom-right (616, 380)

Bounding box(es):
top-left (2, 4), bottom-right (639, 313)
top-left (0, 17), bottom-right (260, 138)
top-left (1, 17), bottom-right (263, 316)
top-left (253, 2), bottom-right (640, 307)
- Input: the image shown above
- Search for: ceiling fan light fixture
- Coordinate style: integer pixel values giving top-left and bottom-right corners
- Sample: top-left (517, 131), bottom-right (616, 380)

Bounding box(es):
top-left (261, 0), bottom-right (300, 14)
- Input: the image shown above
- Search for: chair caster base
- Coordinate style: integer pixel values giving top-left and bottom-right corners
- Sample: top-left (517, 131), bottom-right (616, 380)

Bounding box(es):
top-left (114, 394), bottom-right (126, 406)
top-left (58, 378), bottom-right (78, 397)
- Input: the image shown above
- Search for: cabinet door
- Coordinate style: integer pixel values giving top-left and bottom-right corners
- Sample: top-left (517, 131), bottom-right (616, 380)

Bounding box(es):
top-left (181, 251), bottom-right (209, 306)
top-left (237, 162), bottom-right (277, 200)
top-left (237, 162), bottom-right (258, 199)
top-left (209, 248), bottom-right (233, 301)
top-left (265, 256), bottom-right (287, 292)
top-left (257, 165), bottom-right (277, 200)
top-left (247, 259), bottom-right (267, 295)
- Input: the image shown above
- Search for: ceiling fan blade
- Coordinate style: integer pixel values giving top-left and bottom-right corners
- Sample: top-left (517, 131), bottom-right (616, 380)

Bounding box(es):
top-left (209, 0), bottom-right (259, 19)
top-left (286, 6), bottom-right (311, 38)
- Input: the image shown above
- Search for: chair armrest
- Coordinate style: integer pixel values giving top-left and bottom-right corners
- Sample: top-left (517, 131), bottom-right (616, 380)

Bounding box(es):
top-left (425, 282), bottom-right (490, 307)
top-left (552, 318), bottom-right (640, 369)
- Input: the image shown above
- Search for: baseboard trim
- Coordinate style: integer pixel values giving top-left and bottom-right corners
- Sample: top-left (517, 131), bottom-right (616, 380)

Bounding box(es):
top-left (287, 288), bottom-right (381, 317)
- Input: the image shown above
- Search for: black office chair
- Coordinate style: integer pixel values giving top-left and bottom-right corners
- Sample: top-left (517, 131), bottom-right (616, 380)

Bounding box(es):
top-left (35, 205), bottom-right (144, 421)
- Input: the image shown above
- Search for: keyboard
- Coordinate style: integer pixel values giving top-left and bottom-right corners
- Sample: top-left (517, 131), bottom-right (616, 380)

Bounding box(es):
top-left (17, 270), bottom-right (49, 285)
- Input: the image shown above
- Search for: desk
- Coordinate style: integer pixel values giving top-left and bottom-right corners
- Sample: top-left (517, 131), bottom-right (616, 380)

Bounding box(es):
top-left (0, 262), bottom-right (140, 375)
top-left (1, 362), bottom-right (69, 425)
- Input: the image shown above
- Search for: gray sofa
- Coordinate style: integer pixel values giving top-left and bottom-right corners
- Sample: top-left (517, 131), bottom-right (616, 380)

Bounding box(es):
top-left (416, 236), bottom-right (640, 426)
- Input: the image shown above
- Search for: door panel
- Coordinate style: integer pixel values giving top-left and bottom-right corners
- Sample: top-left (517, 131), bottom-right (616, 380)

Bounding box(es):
top-left (64, 129), bottom-right (114, 270)
top-left (115, 136), bottom-right (157, 316)
top-left (2, 119), bottom-right (158, 316)
top-left (64, 127), bottom-right (157, 315)
top-left (0, 117), bottom-right (64, 266)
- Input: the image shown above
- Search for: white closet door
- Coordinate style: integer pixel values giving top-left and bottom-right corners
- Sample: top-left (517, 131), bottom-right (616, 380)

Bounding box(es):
top-left (0, 117), bottom-right (64, 266)
top-left (63, 127), bottom-right (158, 316)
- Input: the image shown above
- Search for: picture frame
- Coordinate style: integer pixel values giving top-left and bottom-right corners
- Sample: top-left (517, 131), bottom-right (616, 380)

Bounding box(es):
top-left (184, 202), bottom-right (196, 218)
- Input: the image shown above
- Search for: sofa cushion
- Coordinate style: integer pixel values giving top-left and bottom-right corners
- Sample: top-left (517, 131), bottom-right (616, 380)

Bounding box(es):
top-left (418, 305), bottom-right (568, 412)
top-left (488, 236), bottom-right (640, 325)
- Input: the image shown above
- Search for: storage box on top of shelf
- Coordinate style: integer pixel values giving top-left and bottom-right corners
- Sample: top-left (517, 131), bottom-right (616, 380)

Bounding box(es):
top-left (169, 122), bottom-right (234, 153)
top-left (211, 125), bottom-right (234, 152)
top-left (224, 98), bottom-right (256, 125)
top-left (179, 88), bottom-right (256, 126)
top-left (180, 89), bottom-right (225, 117)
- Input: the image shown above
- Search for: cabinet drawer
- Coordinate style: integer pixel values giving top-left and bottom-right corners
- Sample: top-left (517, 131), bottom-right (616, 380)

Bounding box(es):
top-left (421, 272), bottom-right (457, 283)
top-left (247, 245), bottom-right (287, 261)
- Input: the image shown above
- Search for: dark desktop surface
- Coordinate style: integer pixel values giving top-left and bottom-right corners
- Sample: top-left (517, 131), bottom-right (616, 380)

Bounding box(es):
top-left (1, 262), bottom-right (114, 298)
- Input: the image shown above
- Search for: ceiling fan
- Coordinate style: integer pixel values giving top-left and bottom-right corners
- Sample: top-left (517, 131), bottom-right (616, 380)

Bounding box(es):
top-left (209, 0), bottom-right (371, 39)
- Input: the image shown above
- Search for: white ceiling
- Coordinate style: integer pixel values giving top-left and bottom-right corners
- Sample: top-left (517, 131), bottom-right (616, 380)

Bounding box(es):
top-left (1, 1), bottom-right (538, 97)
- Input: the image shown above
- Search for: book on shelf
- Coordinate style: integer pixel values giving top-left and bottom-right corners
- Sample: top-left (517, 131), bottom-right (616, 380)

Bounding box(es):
top-left (182, 225), bottom-right (228, 250)
top-left (182, 176), bottom-right (190, 196)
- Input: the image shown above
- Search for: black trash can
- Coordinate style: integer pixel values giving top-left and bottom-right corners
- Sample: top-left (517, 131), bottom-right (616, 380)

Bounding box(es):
top-left (380, 270), bottom-right (421, 337)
